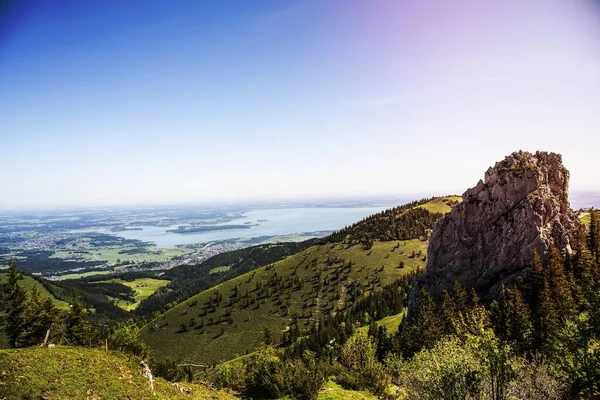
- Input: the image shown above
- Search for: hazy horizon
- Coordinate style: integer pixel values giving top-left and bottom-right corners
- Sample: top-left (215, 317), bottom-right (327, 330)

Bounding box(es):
top-left (1, 0), bottom-right (599, 209)
top-left (1, 190), bottom-right (600, 213)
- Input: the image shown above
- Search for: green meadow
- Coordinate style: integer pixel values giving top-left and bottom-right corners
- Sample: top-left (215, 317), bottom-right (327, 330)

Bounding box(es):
top-left (0, 273), bottom-right (70, 310)
top-left (97, 277), bottom-right (171, 311)
top-left (0, 346), bottom-right (237, 400)
top-left (414, 195), bottom-right (462, 214)
top-left (50, 237), bottom-right (193, 266)
top-left (140, 239), bottom-right (427, 365)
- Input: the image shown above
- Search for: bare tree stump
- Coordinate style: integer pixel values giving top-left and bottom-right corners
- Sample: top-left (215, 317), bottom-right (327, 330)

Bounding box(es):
top-left (40, 327), bottom-right (51, 347)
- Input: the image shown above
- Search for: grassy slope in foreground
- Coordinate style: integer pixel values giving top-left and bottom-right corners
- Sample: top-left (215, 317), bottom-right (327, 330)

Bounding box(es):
top-left (0, 273), bottom-right (70, 310)
top-left (0, 346), bottom-right (237, 400)
top-left (140, 239), bottom-right (427, 365)
top-left (0, 347), bottom-right (378, 400)
top-left (317, 381), bottom-right (378, 400)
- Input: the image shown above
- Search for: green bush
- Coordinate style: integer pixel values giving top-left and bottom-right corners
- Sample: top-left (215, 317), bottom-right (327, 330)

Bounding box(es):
top-left (507, 356), bottom-right (565, 400)
top-left (337, 330), bottom-right (390, 396)
top-left (212, 360), bottom-right (246, 391)
top-left (567, 339), bottom-right (600, 397)
top-left (399, 336), bottom-right (483, 400)
top-left (150, 356), bottom-right (182, 382)
top-left (280, 351), bottom-right (326, 400)
top-left (108, 321), bottom-right (150, 359)
top-left (242, 347), bottom-right (327, 399)
top-left (244, 346), bottom-right (284, 399)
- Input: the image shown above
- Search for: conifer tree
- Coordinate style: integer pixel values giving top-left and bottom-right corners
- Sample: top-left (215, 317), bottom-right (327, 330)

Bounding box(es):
top-left (453, 281), bottom-right (469, 311)
top-left (22, 286), bottom-right (59, 347)
top-left (531, 250), bottom-right (547, 348)
top-left (66, 289), bottom-right (92, 346)
top-left (571, 230), bottom-right (596, 308)
top-left (264, 327), bottom-right (273, 345)
top-left (440, 289), bottom-right (457, 335)
top-left (2, 262), bottom-right (28, 348)
top-left (376, 325), bottom-right (391, 362)
top-left (547, 246), bottom-right (575, 318)
top-left (366, 321), bottom-right (377, 337)
top-left (439, 283), bottom-right (489, 337)
top-left (491, 285), bottom-right (533, 353)
top-left (537, 273), bottom-right (559, 354)
top-left (589, 209), bottom-right (599, 262)
top-left (397, 288), bottom-right (442, 357)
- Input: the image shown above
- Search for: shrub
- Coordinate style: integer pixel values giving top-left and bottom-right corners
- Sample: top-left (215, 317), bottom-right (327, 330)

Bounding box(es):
top-left (507, 356), bottom-right (565, 400)
top-left (399, 336), bottom-right (483, 400)
top-left (151, 356), bottom-right (182, 382)
top-left (566, 339), bottom-right (600, 398)
top-left (108, 322), bottom-right (150, 359)
top-left (212, 360), bottom-right (246, 391)
top-left (280, 351), bottom-right (326, 400)
top-left (244, 346), bottom-right (284, 399)
top-left (337, 330), bottom-right (390, 396)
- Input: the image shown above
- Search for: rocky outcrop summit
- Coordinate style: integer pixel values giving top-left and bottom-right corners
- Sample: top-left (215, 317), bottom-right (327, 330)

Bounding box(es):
top-left (410, 151), bottom-right (582, 306)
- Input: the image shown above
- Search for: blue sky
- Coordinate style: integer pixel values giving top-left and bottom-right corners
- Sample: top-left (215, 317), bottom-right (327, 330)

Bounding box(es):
top-left (1, 0), bottom-right (599, 209)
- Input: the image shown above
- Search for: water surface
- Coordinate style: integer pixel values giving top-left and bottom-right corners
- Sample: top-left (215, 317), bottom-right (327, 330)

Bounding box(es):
top-left (114, 207), bottom-right (389, 247)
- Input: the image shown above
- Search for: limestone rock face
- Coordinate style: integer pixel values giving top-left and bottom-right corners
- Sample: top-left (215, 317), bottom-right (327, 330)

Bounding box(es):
top-left (411, 151), bottom-right (582, 306)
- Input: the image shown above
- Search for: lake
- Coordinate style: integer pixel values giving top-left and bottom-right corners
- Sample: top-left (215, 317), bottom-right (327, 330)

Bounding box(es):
top-left (113, 206), bottom-right (391, 248)
top-left (77, 192), bottom-right (600, 248)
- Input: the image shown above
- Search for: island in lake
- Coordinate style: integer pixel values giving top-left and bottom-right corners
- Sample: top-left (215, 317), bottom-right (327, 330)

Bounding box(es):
top-left (166, 224), bottom-right (256, 234)
top-left (110, 226), bottom-right (144, 232)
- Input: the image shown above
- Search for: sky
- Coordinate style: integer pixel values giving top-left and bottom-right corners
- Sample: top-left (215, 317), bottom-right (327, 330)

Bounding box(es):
top-left (0, 0), bottom-right (599, 209)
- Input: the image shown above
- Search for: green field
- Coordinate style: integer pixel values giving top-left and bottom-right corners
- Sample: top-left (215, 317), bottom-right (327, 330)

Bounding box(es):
top-left (0, 346), bottom-right (237, 400)
top-left (50, 242), bottom-right (193, 280)
top-left (140, 239), bottom-right (427, 365)
top-left (0, 273), bottom-right (70, 310)
top-left (97, 278), bottom-right (171, 311)
top-left (210, 265), bottom-right (233, 274)
top-left (53, 270), bottom-right (115, 281)
top-left (580, 210), bottom-right (600, 229)
top-left (414, 195), bottom-right (462, 214)
top-left (358, 310), bottom-right (406, 336)
top-left (374, 311), bottom-right (406, 334)
top-left (581, 213), bottom-right (590, 226)
top-left (50, 238), bottom-right (193, 266)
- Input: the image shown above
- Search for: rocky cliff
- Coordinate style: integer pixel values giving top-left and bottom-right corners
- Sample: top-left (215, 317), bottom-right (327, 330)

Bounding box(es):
top-left (410, 151), bottom-right (582, 306)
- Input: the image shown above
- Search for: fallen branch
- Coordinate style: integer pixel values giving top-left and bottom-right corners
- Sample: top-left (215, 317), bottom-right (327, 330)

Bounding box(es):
top-left (177, 363), bottom-right (208, 368)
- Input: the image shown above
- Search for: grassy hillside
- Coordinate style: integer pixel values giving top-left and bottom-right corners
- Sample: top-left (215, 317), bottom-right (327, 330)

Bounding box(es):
top-left (317, 381), bottom-right (378, 400)
top-left (0, 346), bottom-right (236, 400)
top-left (96, 277), bottom-right (170, 311)
top-left (136, 241), bottom-right (316, 316)
top-left (581, 210), bottom-right (599, 228)
top-left (324, 196), bottom-right (460, 245)
top-left (0, 347), bottom-right (381, 400)
top-left (415, 195), bottom-right (461, 214)
top-left (0, 273), bottom-right (70, 310)
top-left (357, 310), bottom-right (406, 336)
top-left (140, 197), bottom-right (461, 365)
top-left (41, 276), bottom-right (132, 324)
top-left (141, 239), bottom-right (427, 365)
